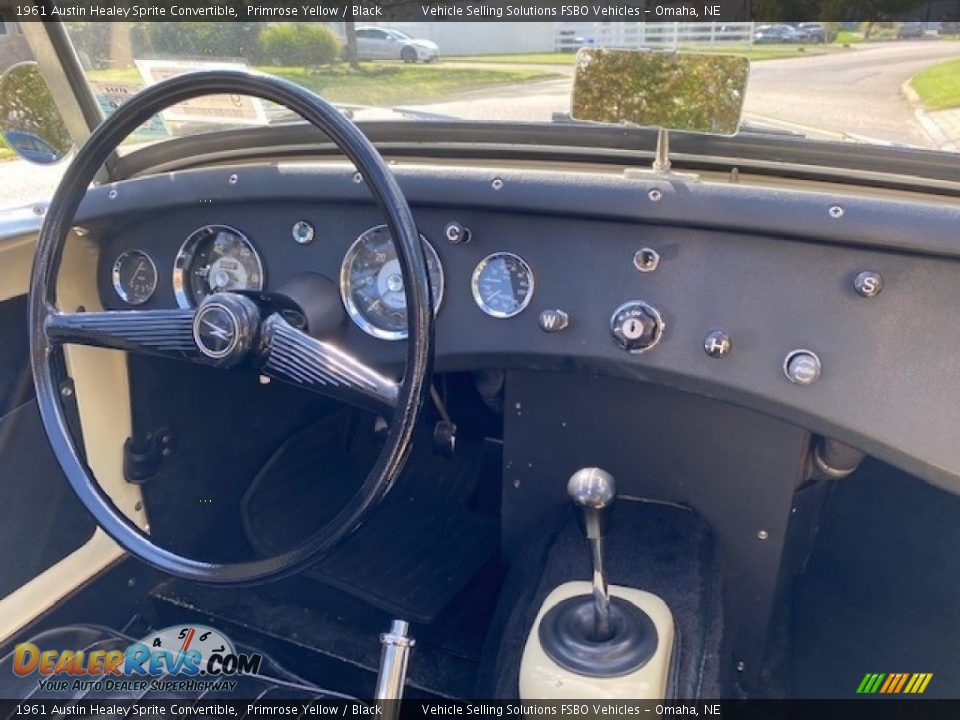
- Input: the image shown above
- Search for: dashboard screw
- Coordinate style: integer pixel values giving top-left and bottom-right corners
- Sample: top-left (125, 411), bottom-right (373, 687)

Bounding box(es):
top-left (353, 172), bottom-right (363, 184)
top-left (736, 661), bottom-right (746, 672)
top-left (648, 189), bottom-right (662, 202)
top-left (491, 178), bottom-right (504, 190)
top-left (829, 205), bottom-right (844, 218)
top-left (60, 385), bottom-right (73, 397)
top-left (757, 530), bottom-right (769, 540)
top-left (32, 204), bottom-right (46, 216)
top-left (228, 173), bottom-right (238, 185)
top-left (108, 189), bottom-right (118, 200)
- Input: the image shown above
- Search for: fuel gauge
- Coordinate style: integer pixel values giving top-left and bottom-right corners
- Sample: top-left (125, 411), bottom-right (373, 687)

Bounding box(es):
top-left (112, 250), bottom-right (158, 305)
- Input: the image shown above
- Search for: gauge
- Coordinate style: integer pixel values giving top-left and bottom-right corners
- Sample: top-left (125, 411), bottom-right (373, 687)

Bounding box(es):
top-left (173, 225), bottom-right (264, 308)
top-left (472, 252), bottom-right (534, 318)
top-left (112, 250), bottom-right (157, 305)
top-left (340, 225), bottom-right (444, 340)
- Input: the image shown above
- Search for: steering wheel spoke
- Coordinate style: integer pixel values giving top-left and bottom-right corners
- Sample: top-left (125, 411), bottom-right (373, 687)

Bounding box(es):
top-left (44, 307), bottom-right (200, 360)
top-left (260, 315), bottom-right (399, 414)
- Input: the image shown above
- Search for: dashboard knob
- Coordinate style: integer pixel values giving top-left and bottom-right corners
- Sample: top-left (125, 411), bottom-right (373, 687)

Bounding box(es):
top-left (610, 301), bottom-right (664, 354)
top-left (444, 221), bottom-right (471, 244)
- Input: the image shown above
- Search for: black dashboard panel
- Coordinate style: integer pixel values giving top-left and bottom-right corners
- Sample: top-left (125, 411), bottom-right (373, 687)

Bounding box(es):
top-left (87, 163), bottom-right (960, 494)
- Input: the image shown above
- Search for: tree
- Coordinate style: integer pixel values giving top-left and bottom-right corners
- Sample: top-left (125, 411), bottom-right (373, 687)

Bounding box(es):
top-left (857, 0), bottom-right (924, 37)
top-left (108, 22), bottom-right (133, 70)
top-left (343, 21), bottom-right (359, 70)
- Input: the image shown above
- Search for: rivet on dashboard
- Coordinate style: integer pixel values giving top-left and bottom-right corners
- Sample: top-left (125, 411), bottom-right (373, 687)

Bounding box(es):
top-left (491, 178), bottom-right (504, 191)
top-left (353, 172), bottom-right (363, 184)
top-left (757, 530), bottom-right (769, 541)
top-left (853, 270), bottom-right (883, 298)
top-left (107, 188), bottom-right (118, 200)
top-left (259, 375), bottom-right (271, 385)
top-left (828, 205), bottom-right (844, 218)
top-left (228, 173), bottom-right (238, 185)
top-left (633, 248), bottom-right (660, 272)
top-left (648, 189), bottom-right (662, 202)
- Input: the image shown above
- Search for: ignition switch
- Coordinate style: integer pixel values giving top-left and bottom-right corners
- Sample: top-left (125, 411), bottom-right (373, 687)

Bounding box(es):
top-left (610, 301), bottom-right (665, 354)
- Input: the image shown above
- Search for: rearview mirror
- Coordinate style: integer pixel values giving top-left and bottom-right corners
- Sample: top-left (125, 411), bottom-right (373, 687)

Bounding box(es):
top-left (0, 62), bottom-right (73, 165)
top-left (571, 49), bottom-right (750, 136)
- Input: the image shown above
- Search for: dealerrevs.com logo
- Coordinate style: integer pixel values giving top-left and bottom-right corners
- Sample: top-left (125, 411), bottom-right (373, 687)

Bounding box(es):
top-left (12, 625), bottom-right (262, 693)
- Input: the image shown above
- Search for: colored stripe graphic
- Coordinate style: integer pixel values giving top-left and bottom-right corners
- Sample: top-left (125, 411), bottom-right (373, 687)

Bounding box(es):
top-left (857, 672), bottom-right (932, 694)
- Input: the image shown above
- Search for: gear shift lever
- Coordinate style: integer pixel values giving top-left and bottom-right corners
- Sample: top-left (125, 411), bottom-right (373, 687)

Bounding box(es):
top-left (535, 467), bottom-right (658, 679)
top-left (567, 468), bottom-right (616, 641)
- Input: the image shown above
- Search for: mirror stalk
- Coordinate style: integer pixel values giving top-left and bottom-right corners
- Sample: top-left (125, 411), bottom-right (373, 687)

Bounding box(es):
top-left (652, 128), bottom-right (671, 173)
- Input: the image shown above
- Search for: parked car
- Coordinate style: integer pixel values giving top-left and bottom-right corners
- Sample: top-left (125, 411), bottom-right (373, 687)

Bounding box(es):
top-left (897, 22), bottom-right (926, 39)
top-left (795, 22), bottom-right (828, 43)
top-left (2, 130), bottom-right (61, 163)
top-left (753, 24), bottom-right (804, 43)
top-left (355, 26), bottom-right (439, 63)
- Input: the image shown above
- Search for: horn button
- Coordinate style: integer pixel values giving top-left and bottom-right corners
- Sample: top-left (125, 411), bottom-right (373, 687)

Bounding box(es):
top-left (192, 292), bottom-right (260, 366)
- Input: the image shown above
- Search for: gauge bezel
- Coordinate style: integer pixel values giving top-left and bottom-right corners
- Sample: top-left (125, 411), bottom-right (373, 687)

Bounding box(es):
top-left (471, 251), bottom-right (535, 319)
top-left (111, 249), bottom-right (157, 305)
top-left (340, 224), bottom-right (445, 341)
top-left (172, 224), bottom-right (264, 309)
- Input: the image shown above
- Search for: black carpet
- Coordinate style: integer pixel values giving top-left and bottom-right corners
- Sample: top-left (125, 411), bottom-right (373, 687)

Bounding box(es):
top-left (791, 460), bottom-right (960, 698)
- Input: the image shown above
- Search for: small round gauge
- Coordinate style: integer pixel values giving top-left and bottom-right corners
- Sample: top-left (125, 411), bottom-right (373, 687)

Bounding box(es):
top-left (112, 250), bottom-right (157, 305)
top-left (340, 225), bottom-right (444, 341)
top-left (472, 252), bottom-right (534, 318)
top-left (173, 225), bottom-right (263, 308)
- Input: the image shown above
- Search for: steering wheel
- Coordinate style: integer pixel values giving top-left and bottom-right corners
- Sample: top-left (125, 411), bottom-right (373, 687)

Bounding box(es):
top-left (28, 71), bottom-right (434, 584)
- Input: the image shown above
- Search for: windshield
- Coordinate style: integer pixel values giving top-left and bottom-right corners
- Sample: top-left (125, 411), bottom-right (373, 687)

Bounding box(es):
top-left (53, 21), bottom-right (959, 146)
top-left (2, 20), bottom-right (959, 208)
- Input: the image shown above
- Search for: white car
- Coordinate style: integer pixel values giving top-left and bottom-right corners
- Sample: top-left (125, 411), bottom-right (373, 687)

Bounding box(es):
top-left (355, 27), bottom-right (439, 63)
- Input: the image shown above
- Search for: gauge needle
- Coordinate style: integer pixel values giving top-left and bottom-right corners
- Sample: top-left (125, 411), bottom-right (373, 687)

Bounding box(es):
top-left (134, 260), bottom-right (146, 277)
top-left (486, 290), bottom-right (502, 301)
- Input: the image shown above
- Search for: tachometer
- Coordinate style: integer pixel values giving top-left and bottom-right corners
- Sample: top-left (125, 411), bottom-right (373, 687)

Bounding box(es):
top-left (111, 250), bottom-right (157, 305)
top-left (173, 225), bottom-right (264, 308)
top-left (340, 224), bottom-right (444, 340)
top-left (472, 252), bottom-right (534, 318)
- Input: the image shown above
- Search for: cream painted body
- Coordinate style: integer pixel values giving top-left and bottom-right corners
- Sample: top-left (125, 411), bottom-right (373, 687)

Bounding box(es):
top-left (0, 227), bottom-right (146, 643)
top-left (519, 581), bottom-right (675, 700)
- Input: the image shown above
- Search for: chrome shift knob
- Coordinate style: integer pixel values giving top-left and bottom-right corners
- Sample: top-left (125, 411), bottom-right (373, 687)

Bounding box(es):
top-left (567, 467), bottom-right (617, 641)
top-left (567, 467), bottom-right (616, 540)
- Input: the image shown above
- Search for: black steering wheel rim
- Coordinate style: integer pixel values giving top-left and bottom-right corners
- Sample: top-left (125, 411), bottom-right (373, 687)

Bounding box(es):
top-left (29, 70), bottom-right (433, 584)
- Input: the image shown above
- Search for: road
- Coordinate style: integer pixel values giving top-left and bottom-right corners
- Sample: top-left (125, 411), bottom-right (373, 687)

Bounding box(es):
top-left (409, 41), bottom-right (960, 147)
top-left (2, 41), bottom-right (958, 208)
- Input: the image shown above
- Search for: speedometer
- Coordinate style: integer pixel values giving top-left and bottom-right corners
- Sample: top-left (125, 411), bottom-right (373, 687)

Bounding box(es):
top-left (340, 225), bottom-right (444, 341)
top-left (173, 225), bottom-right (264, 308)
top-left (471, 252), bottom-right (534, 318)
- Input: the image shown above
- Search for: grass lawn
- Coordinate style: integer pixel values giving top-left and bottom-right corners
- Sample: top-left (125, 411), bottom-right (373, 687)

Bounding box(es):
top-left (89, 62), bottom-right (560, 107)
top-left (451, 44), bottom-right (855, 64)
top-left (910, 57), bottom-right (960, 110)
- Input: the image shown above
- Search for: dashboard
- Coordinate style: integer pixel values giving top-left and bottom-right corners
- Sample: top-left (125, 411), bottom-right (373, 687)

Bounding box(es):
top-left (86, 162), bottom-right (960, 495)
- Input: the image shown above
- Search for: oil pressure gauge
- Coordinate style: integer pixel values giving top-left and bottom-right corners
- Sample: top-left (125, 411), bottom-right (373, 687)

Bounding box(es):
top-left (112, 250), bottom-right (157, 305)
top-left (472, 252), bottom-right (534, 318)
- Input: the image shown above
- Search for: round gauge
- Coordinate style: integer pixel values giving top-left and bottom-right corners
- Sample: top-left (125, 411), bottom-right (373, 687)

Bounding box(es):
top-left (112, 250), bottom-right (157, 305)
top-left (472, 252), bottom-right (535, 318)
top-left (173, 225), bottom-right (264, 309)
top-left (340, 224), bottom-right (444, 341)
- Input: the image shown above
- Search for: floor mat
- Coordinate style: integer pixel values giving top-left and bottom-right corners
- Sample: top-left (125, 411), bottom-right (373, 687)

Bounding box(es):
top-left (242, 420), bottom-right (499, 623)
top-left (792, 460), bottom-right (960, 698)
